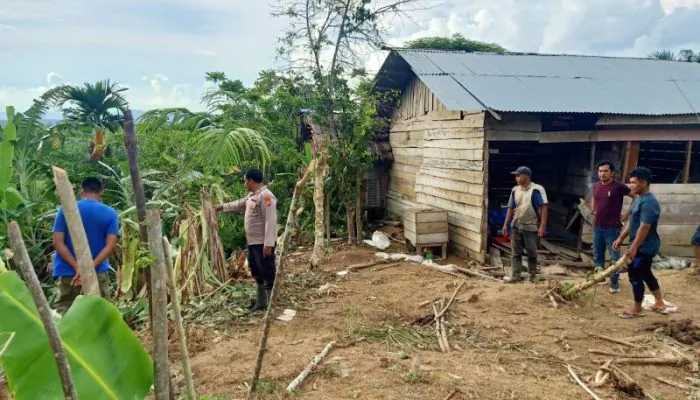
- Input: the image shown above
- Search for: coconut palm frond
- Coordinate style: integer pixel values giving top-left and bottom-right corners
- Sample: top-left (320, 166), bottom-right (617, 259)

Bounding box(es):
top-left (137, 108), bottom-right (213, 134)
top-left (42, 80), bottom-right (129, 131)
top-left (195, 127), bottom-right (271, 173)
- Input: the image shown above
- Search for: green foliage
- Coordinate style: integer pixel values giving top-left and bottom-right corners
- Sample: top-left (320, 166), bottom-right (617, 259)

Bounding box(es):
top-left (650, 49), bottom-right (700, 62)
top-left (406, 34), bottom-right (506, 53)
top-left (0, 271), bottom-right (153, 399)
top-left (0, 106), bottom-right (20, 210)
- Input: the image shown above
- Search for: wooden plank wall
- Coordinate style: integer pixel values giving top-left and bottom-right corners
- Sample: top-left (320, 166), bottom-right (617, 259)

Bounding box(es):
top-left (386, 76), bottom-right (488, 262)
top-left (622, 184), bottom-right (700, 257)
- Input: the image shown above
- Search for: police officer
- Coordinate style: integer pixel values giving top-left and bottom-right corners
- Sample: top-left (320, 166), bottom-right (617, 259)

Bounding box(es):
top-left (215, 169), bottom-right (278, 312)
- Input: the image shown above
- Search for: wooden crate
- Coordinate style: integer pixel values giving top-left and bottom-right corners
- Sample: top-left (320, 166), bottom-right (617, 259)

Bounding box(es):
top-left (403, 208), bottom-right (448, 258)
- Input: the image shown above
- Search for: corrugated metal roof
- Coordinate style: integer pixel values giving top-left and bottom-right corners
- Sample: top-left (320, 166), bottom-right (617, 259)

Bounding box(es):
top-left (388, 49), bottom-right (700, 115)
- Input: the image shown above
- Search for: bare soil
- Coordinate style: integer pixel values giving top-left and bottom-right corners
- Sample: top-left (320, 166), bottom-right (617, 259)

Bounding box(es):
top-left (172, 244), bottom-right (700, 400)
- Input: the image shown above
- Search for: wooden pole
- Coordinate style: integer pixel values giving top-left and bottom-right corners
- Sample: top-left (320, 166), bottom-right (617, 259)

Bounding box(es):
top-left (285, 341), bottom-right (336, 392)
top-left (564, 253), bottom-right (630, 299)
top-left (145, 209), bottom-right (170, 400)
top-left (162, 236), bottom-right (196, 400)
top-left (247, 163), bottom-right (314, 398)
top-left (683, 141), bottom-right (693, 184)
top-left (51, 166), bottom-right (100, 295)
top-left (122, 110), bottom-right (153, 313)
top-left (7, 221), bottom-right (78, 400)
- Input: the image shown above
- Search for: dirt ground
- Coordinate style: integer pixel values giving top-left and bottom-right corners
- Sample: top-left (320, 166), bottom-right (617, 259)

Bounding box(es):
top-left (175, 244), bottom-right (700, 400)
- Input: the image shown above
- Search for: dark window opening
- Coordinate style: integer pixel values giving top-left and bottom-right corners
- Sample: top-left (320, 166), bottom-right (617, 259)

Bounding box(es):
top-left (689, 141), bottom-right (700, 183)
top-left (638, 141), bottom-right (687, 184)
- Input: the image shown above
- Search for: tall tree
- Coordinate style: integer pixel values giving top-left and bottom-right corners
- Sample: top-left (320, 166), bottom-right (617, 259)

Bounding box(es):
top-left (406, 33), bottom-right (506, 53)
top-left (43, 80), bottom-right (129, 160)
top-left (273, 0), bottom-right (420, 268)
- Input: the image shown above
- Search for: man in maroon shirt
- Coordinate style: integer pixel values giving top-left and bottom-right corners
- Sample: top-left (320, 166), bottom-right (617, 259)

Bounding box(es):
top-left (591, 160), bottom-right (633, 293)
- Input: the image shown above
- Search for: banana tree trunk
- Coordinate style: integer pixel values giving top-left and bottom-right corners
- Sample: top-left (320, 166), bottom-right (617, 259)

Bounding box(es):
top-left (309, 149), bottom-right (328, 269)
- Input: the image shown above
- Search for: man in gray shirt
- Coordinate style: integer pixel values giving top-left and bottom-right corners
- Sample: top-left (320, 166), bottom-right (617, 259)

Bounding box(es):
top-left (216, 169), bottom-right (278, 312)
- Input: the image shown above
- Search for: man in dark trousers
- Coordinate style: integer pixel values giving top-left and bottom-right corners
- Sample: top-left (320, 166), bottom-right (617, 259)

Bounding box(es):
top-left (215, 169), bottom-right (278, 312)
top-left (502, 166), bottom-right (549, 283)
top-left (52, 177), bottom-right (119, 314)
top-left (613, 167), bottom-right (667, 318)
top-left (591, 160), bottom-right (633, 294)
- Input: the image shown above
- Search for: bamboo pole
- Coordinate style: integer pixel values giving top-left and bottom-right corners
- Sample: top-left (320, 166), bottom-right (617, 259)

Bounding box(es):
top-left (7, 221), bottom-right (78, 400)
top-left (247, 163), bottom-right (314, 398)
top-left (286, 341), bottom-right (336, 392)
top-left (163, 237), bottom-right (196, 400)
top-left (51, 166), bottom-right (100, 295)
top-left (145, 210), bottom-right (170, 400)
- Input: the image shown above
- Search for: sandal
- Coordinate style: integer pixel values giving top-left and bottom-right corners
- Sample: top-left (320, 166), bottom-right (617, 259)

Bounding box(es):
top-left (651, 307), bottom-right (669, 315)
top-left (618, 311), bottom-right (645, 319)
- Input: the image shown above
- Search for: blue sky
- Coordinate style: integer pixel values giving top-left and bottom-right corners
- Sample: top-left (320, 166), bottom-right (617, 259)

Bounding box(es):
top-left (2, 0), bottom-right (700, 113)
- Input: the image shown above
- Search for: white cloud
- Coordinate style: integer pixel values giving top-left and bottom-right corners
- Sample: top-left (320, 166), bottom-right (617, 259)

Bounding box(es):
top-left (3, 0), bottom-right (700, 112)
top-left (149, 74), bottom-right (169, 93)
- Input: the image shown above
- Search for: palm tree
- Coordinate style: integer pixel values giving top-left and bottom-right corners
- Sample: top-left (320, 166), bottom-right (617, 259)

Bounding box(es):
top-left (43, 80), bottom-right (129, 160)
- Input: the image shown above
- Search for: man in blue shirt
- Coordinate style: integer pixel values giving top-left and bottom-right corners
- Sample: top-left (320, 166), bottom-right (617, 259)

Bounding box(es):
top-left (52, 177), bottom-right (119, 314)
top-left (613, 167), bottom-right (667, 318)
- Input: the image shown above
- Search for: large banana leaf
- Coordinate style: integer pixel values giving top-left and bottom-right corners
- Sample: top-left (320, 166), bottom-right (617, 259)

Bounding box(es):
top-left (0, 271), bottom-right (153, 399)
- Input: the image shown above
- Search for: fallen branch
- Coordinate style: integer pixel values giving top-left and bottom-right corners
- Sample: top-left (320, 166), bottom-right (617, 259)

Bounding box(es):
top-left (8, 222), bottom-right (78, 400)
top-left (440, 316), bottom-right (450, 352)
top-left (567, 364), bottom-right (603, 400)
top-left (443, 388), bottom-right (461, 400)
top-left (605, 357), bottom-right (686, 366)
top-left (162, 237), bottom-right (196, 400)
top-left (432, 302), bottom-right (447, 352)
top-left (374, 262), bottom-right (403, 272)
top-left (286, 341), bottom-right (336, 392)
top-left (564, 253), bottom-right (630, 299)
top-left (647, 374), bottom-right (690, 390)
top-left (348, 259), bottom-right (392, 270)
top-left (587, 349), bottom-right (651, 358)
top-left (453, 266), bottom-right (502, 283)
top-left (335, 337), bottom-right (366, 348)
top-left (433, 281), bottom-right (466, 321)
top-left (586, 331), bottom-right (640, 349)
top-left (548, 294), bottom-right (559, 309)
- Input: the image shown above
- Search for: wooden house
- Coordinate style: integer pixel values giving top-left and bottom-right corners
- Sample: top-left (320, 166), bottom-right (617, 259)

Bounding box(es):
top-left (373, 49), bottom-right (700, 262)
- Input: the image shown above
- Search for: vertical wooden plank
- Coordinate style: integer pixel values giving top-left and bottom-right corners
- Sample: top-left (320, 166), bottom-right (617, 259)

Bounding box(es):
top-left (622, 141), bottom-right (640, 182)
top-left (579, 142), bottom-right (596, 253)
top-left (480, 137), bottom-right (490, 259)
top-left (683, 141), bottom-right (693, 183)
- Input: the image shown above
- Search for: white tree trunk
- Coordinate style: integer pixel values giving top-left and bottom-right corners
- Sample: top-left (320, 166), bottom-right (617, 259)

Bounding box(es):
top-left (310, 149), bottom-right (328, 269)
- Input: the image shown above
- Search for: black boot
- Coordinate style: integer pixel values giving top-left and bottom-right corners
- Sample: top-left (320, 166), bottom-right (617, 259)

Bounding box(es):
top-left (249, 286), bottom-right (269, 313)
top-left (248, 285), bottom-right (264, 312)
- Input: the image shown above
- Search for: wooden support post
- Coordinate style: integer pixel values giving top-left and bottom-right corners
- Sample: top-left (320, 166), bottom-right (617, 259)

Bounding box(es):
top-left (145, 210), bottom-right (170, 400)
top-left (51, 166), bottom-right (100, 295)
top-left (683, 141), bottom-right (693, 183)
top-left (7, 222), bottom-right (78, 400)
top-left (579, 142), bottom-right (597, 253)
top-left (622, 141), bottom-right (640, 182)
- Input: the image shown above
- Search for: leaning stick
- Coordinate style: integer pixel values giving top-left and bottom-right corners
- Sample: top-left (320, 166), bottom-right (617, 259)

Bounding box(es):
top-left (7, 222), bottom-right (78, 400)
top-left (567, 365), bottom-right (603, 400)
top-left (51, 166), bottom-right (100, 295)
top-left (286, 341), bottom-right (336, 392)
top-left (162, 237), bottom-right (196, 400)
top-left (247, 162), bottom-right (314, 398)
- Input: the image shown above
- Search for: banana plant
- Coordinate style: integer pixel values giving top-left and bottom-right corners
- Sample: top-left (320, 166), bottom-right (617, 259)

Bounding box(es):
top-left (0, 106), bottom-right (24, 211)
top-left (0, 271), bottom-right (153, 399)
